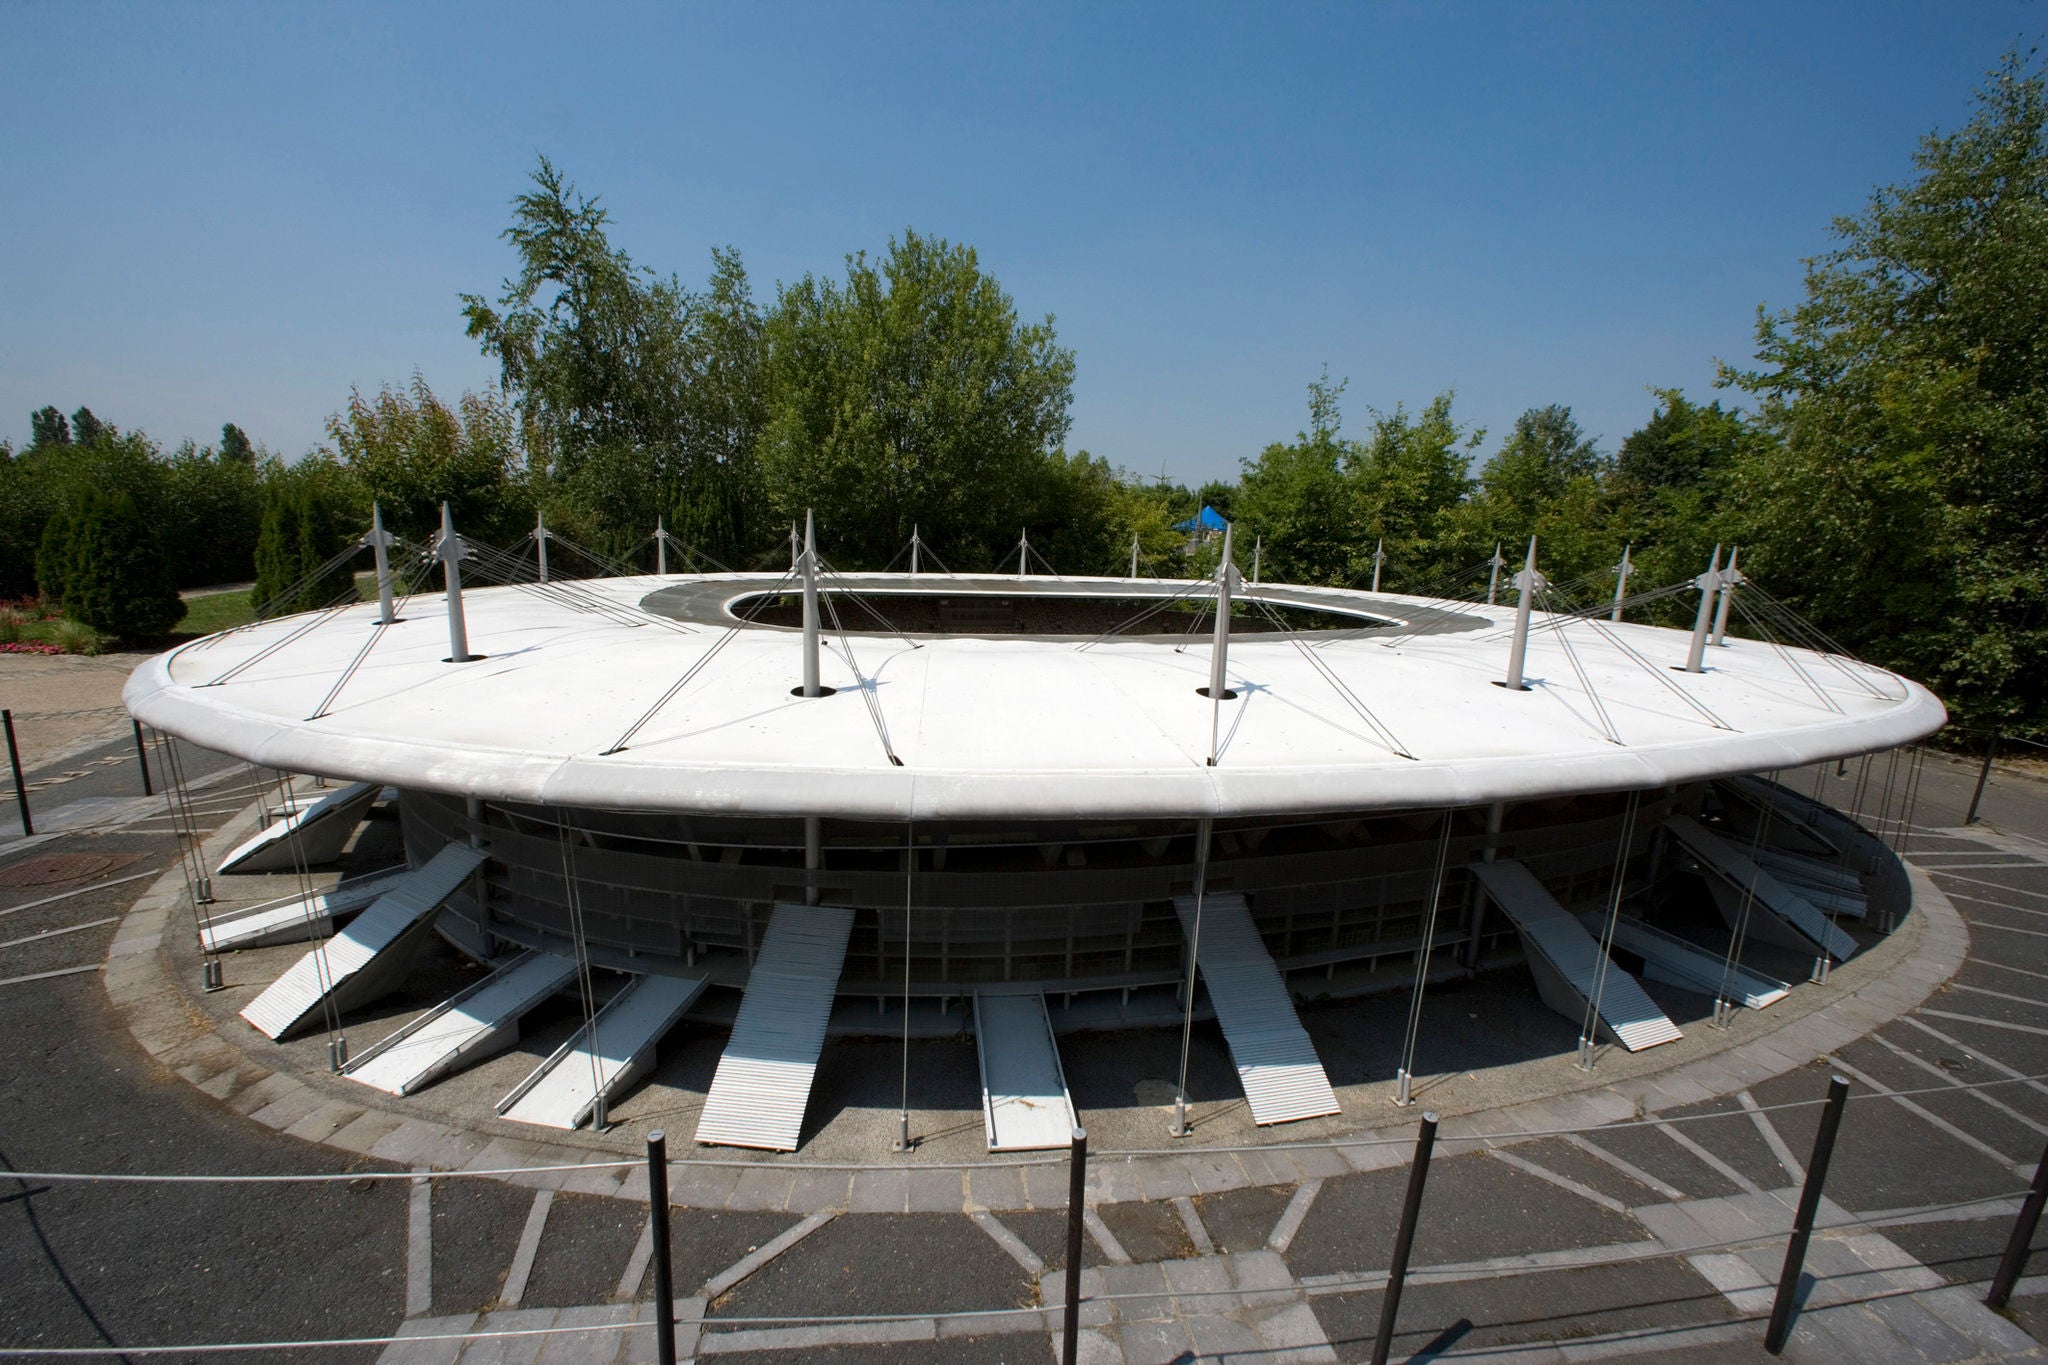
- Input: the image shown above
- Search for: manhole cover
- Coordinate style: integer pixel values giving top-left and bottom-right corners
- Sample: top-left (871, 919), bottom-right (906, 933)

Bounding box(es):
top-left (0, 852), bottom-right (143, 888)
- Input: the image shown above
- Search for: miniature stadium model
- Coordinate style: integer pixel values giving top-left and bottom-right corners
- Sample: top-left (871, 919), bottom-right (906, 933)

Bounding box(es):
top-left (125, 512), bottom-right (1945, 1149)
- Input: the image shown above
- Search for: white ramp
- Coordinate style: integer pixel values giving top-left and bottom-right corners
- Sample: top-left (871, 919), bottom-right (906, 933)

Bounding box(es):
top-left (973, 991), bottom-right (1077, 1151)
top-left (1471, 861), bottom-right (1683, 1052)
top-left (1752, 848), bottom-right (1868, 919)
top-left (1173, 894), bottom-right (1340, 1125)
top-left (217, 781), bottom-right (380, 875)
top-left (1584, 913), bottom-right (1790, 1010)
top-left (239, 844), bottom-right (488, 1039)
top-left (694, 903), bottom-right (856, 1151)
top-left (1722, 776), bottom-right (1842, 854)
top-left (499, 973), bottom-right (707, 1129)
top-left (345, 951), bottom-right (578, 1096)
top-left (1666, 816), bottom-right (1859, 961)
top-left (200, 866), bottom-right (410, 953)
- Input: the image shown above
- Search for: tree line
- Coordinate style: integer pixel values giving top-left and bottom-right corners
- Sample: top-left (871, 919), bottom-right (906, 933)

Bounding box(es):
top-left (3, 54), bottom-right (2041, 739)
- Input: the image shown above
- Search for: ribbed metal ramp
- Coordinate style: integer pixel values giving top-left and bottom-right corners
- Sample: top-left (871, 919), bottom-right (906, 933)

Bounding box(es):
top-left (1172, 894), bottom-right (1339, 1125)
top-left (1471, 861), bottom-right (1683, 1052)
top-left (1752, 848), bottom-right (1868, 919)
top-left (216, 781), bottom-right (380, 875)
top-left (1583, 913), bottom-right (1790, 1009)
top-left (238, 844), bottom-right (487, 1040)
top-left (694, 903), bottom-right (856, 1151)
top-left (498, 973), bottom-right (707, 1130)
top-left (201, 866), bottom-right (410, 953)
top-left (973, 991), bottom-right (1076, 1151)
top-left (1666, 816), bottom-right (1860, 961)
top-left (344, 951), bottom-right (578, 1096)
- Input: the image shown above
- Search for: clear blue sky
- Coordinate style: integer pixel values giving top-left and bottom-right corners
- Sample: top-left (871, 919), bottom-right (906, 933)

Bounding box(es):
top-left (3, 3), bottom-right (2038, 487)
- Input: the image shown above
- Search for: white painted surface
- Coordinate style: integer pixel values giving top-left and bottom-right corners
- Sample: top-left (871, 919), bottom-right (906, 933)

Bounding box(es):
top-left (1471, 860), bottom-right (1684, 1052)
top-left (498, 972), bottom-right (707, 1130)
top-left (344, 950), bottom-right (578, 1095)
top-left (1666, 816), bottom-right (1860, 961)
top-left (1173, 893), bottom-right (1341, 1123)
top-left (215, 780), bottom-right (378, 874)
top-left (124, 573), bottom-right (1946, 821)
top-left (238, 844), bottom-right (486, 1039)
top-left (973, 991), bottom-right (1077, 1151)
top-left (695, 903), bottom-right (855, 1151)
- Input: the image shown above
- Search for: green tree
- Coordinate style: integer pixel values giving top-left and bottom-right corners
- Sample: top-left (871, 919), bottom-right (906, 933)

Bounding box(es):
top-left (1451, 405), bottom-right (1612, 589)
top-left (29, 406), bottom-right (69, 449)
top-left (1231, 375), bottom-right (1360, 586)
top-left (70, 407), bottom-right (110, 446)
top-left (758, 229), bottom-right (1076, 568)
top-left (220, 423), bottom-right (255, 466)
top-left (250, 475), bottom-right (357, 617)
top-left (1352, 391), bottom-right (1481, 585)
top-left (52, 489), bottom-right (181, 639)
top-left (462, 158), bottom-right (760, 555)
top-left (325, 374), bottom-right (527, 545)
top-left (1723, 49), bottom-right (2048, 733)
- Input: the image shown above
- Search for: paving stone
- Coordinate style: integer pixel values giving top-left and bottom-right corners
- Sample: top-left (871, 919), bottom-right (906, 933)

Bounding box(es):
top-left (966, 1162), bottom-right (1026, 1212)
top-left (904, 1166), bottom-right (963, 1212)
top-left (848, 1167), bottom-right (909, 1213)
top-left (784, 1166), bottom-right (852, 1212)
top-left (1117, 1317), bottom-right (1192, 1364)
top-left (728, 1165), bottom-right (797, 1211)
top-left (327, 1107), bottom-right (408, 1154)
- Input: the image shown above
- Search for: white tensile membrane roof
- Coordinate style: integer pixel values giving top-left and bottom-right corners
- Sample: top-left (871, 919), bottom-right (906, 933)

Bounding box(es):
top-left (124, 573), bottom-right (1946, 820)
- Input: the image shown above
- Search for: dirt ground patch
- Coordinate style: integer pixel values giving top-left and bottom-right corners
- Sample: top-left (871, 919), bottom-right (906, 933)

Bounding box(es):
top-left (0, 652), bottom-right (151, 769)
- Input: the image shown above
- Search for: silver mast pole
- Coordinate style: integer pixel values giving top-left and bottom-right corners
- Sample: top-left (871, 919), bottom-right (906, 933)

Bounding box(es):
top-left (1486, 543), bottom-right (1504, 605)
top-left (1502, 537), bottom-right (1539, 691)
top-left (365, 503), bottom-right (397, 626)
top-left (1018, 529), bottom-right (1029, 579)
top-left (1683, 545), bottom-right (1724, 673)
top-left (1206, 521), bottom-right (1235, 766)
top-left (1251, 536), bottom-right (1261, 586)
top-left (437, 502), bottom-right (473, 662)
top-left (910, 525), bottom-right (921, 575)
top-left (1609, 542), bottom-right (1631, 623)
top-left (535, 511), bottom-right (550, 584)
top-left (801, 510), bottom-right (822, 698)
top-left (1710, 546), bottom-right (1741, 647)
top-left (1372, 538), bottom-right (1386, 593)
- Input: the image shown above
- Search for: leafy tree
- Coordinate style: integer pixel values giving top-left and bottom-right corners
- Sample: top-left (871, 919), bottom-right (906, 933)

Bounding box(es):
top-left (30, 407), bottom-right (69, 449)
top-left (220, 423), bottom-right (255, 466)
top-left (48, 489), bottom-right (181, 639)
top-left (1723, 49), bottom-right (2048, 734)
top-left (325, 374), bottom-right (527, 545)
top-left (1451, 405), bottom-right (1612, 587)
top-left (758, 228), bottom-right (1075, 568)
top-left (161, 439), bottom-right (263, 589)
top-left (251, 474), bottom-right (357, 617)
top-left (462, 158), bottom-right (759, 555)
top-left (1232, 374), bottom-right (1360, 586)
top-left (71, 407), bottom-right (110, 446)
top-left (1352, 391), bottom-right (1481, 584)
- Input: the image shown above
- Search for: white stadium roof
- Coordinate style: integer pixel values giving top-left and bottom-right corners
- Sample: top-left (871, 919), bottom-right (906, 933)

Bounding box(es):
top-left (124, 573), bottom-right (1946, 820)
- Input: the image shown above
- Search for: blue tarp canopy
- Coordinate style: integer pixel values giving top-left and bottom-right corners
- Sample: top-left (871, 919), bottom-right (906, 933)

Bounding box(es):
top-left (1174, 505), bottom-right (1228, 533)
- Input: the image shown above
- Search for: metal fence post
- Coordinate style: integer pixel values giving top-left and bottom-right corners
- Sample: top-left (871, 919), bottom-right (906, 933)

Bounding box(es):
top-left (1966, 733), bottom-right (1999, 825)
top-left (3, 710), bottom-right (30, 836)
top-left (1765, 1075), bottom-right (1850, 1353)
top-left (647, 1129), bottom-right (677, 1365)
top-left (1063, 1126), bottom-right (1088, 1365)
top-left (131, 718), bottom-right (152, 796)
top-left (1987, 1136), bottom-right (2048, 1310)
top-left (1371, 1111), bottom-right (1439, 1365)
